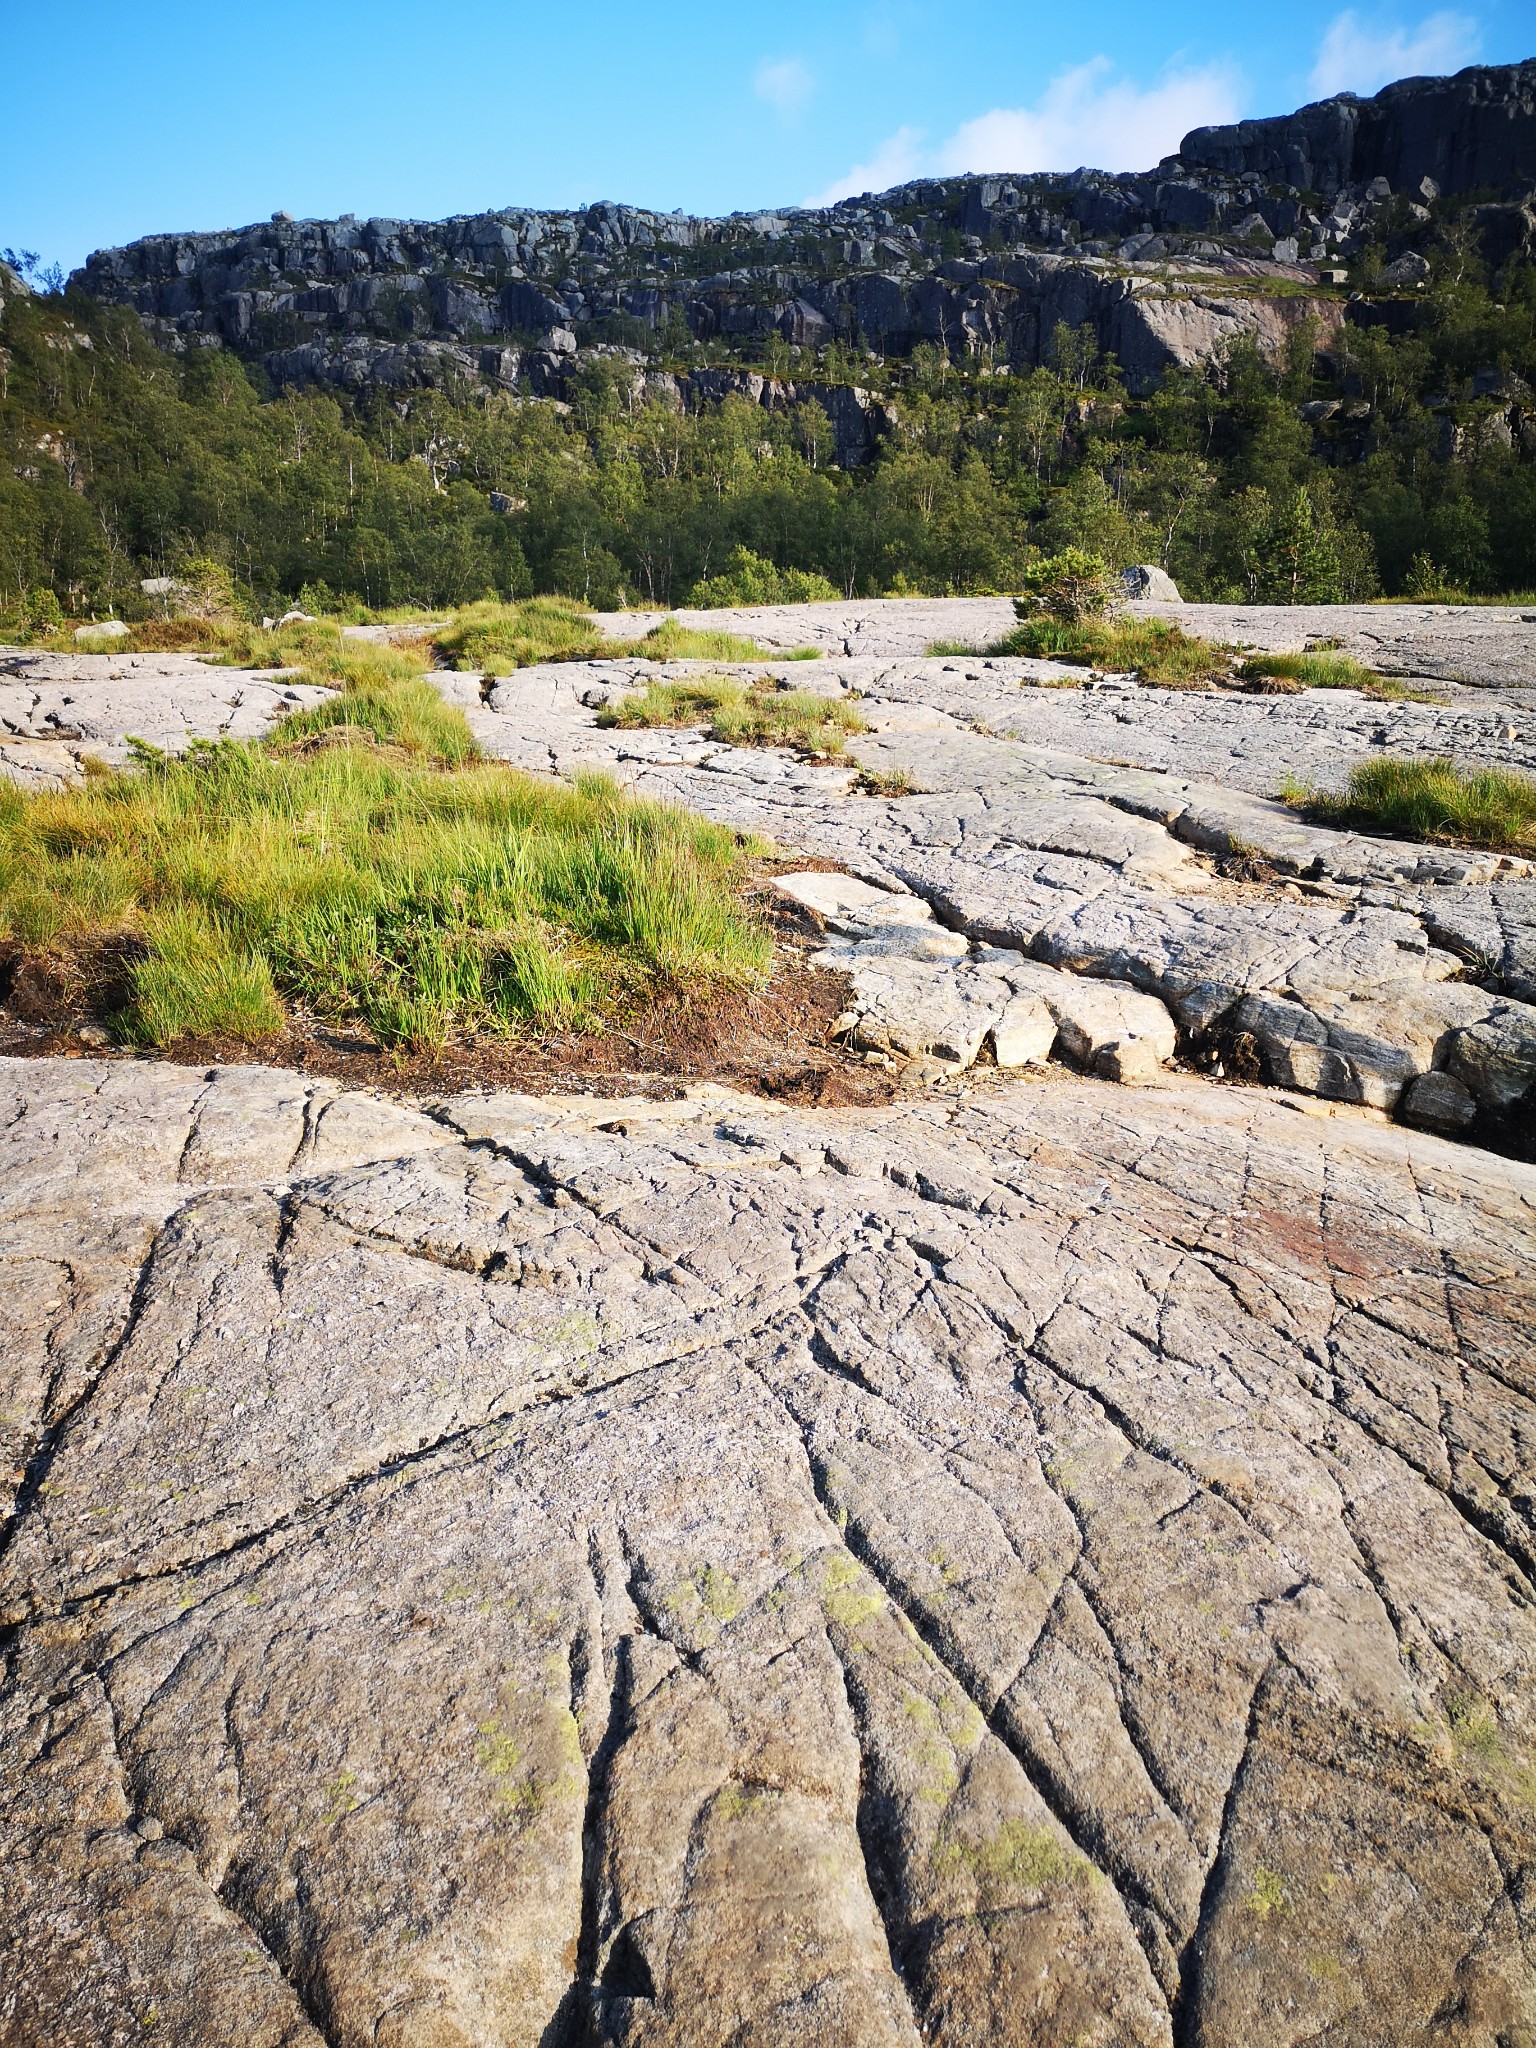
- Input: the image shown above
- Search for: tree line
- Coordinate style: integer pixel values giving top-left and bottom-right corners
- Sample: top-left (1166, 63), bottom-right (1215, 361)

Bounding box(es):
top-left (2, 237), bottom-right (1533, 625)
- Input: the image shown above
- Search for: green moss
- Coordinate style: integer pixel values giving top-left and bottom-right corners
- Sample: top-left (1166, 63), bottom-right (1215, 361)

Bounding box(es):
top-left (821, 1552), bottom-right (884, 1633)
top-left (936, 1818), bottom-right (1094, 1899)
top-left (1246, 1864), bottom-right (1290, 1916)
top-left (321, 1768), bottom-right (361, 1823)
top-left (697, 1562), bottom-right (743, 1623)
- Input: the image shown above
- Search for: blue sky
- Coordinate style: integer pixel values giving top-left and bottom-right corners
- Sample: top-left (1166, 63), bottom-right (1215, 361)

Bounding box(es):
top-left (3, 0), bottom-right (1529, 275)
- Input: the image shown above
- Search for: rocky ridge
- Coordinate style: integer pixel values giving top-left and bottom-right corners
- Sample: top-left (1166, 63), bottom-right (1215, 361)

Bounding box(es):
top-left (68, 62), bottom-right (1536, 429)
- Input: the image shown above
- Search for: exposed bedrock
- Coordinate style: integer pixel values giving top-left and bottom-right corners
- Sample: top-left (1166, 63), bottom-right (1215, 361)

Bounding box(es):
top-left (1, 1056), bottom-right (1534, 2047)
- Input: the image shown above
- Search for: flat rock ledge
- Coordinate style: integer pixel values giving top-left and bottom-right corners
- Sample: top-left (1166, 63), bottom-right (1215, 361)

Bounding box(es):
top-left (2, 1054), bottom-right (1535, 2048)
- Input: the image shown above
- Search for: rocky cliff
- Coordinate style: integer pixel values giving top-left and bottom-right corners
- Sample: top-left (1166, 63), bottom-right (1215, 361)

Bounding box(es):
top-left (66, 60), bottom-right (1535, 439)
top-left (1183, 59), bottom-right (1536, 200)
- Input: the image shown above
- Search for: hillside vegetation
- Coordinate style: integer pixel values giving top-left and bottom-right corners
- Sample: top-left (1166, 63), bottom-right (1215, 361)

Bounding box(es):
top-left (2, 221), bottom-right (1535, 623)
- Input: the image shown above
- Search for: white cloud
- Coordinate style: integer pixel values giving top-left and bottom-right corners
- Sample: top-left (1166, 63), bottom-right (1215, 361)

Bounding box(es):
top-left (803, 125), bottom-right (927, 206)
top-left (755, 57), bottom-right (815, 120)
top-left (1309, 9), bottom-right (1481, 96)
top-left (802, 58), bottom-right (1244, 206)
top-left (938, 57), bottom-right (1244, 176)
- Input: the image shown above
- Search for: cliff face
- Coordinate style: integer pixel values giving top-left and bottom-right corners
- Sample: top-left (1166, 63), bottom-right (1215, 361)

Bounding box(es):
top-left (66, 60), bottom-right (1533, 433)
top-left (1181, 59), bottom-right (1536, 200)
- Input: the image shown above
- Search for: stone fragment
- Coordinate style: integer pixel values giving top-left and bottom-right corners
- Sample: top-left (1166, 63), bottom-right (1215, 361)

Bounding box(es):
top-left (1095, 1036), bottom-right (1166, 1085)
top-left (990, 994), bottom-right (1057, 1067)
top-left (1447, 1004), bottom-right (1536, 1110)
top-left (1399, 1070), bottom-right (1478, 1132)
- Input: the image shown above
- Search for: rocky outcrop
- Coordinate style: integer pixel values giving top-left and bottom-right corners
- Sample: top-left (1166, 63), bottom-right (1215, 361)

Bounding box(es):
top-left (1182, 59), bottom-right (1536, 203)
top-left (67, 62), bottom-right (1536, 414)
top-left (5, 593), bottom-right (1536, 2042)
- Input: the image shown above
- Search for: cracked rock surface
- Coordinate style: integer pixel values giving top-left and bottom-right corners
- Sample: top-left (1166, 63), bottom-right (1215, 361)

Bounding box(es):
top-left (4, 601), bottom-right (1536, 2044)
top-left (0, 648), bottom-right (330, 789)
top-left (438, 637), bottom-right (1536, 1131)
top-left (590, 597), bottom-right (1536, 691)
top-left (2, 1055), bottom-right (1534, 2047)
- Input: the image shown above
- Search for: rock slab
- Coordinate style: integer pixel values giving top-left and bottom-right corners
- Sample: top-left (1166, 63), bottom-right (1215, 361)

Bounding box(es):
top-left (2, 1056), bottom-right (1534, 2047)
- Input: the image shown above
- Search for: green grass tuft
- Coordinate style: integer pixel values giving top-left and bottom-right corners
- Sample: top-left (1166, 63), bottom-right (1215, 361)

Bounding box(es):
top-left (1237, 649), bottom-right (1430, 700)
top-left (434, 597), bottom-right (604, 673)
top-left (433, 600), bottom-right (810, 674)
top-left (992, 617), bottom-right (1233, 687)
top-left (1289, 755), bottom-right (1536, 855)
top-left (597, 675), bottom-right (867, 757)
top-left (0, 738), bottom-right (769, 1051)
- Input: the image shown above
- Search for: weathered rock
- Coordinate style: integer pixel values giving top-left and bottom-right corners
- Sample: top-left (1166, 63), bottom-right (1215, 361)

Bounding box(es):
top-left (1400, 1068), bottom-right (1479, 1132)
top-left (2, 1055), bottom-right (1534, 2045)
top-left (1180, 61), bottom-right (1536, 204)
top-left (989, 993), bottom-right (1057, 1067)
top-left (77, 66), bottom-right (1536, 407)
top-left (72, 618), bottom-right (129, 643)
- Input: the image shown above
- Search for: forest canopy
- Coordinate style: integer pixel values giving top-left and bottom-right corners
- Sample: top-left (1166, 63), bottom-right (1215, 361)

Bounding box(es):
top-left (3, 244), bottom-right (1534, 625)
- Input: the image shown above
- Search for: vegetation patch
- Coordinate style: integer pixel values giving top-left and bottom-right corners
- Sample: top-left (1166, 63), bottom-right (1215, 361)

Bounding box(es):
top-left (0, 656), bottom-right (770, 1051)
top-left (994, 615), bottom-right (1234, 687)
top-left (687, 546), bottom-right (840, 607)
top-left (432, 598), bottom-right (811, 674)
top-left (618, 619), bottom-right (819, 664)
top-left (597, 675), bottom-right (868, 757)
top-left (935, 1819), bottom-right (1095, 1901)
top-left (1286, 755), bottom-right (1536, 855)
top-left (1235, 649), bottom-right (1434, 701)
top-left (433, 597), bottom-right (605, 671)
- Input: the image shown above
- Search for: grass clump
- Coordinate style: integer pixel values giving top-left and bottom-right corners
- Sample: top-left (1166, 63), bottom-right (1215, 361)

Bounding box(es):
top-left (1236, 649), bottom-right (1429, 701)
top-left (433, 599), bottom-right (815, 673)
top-left (1287, 755), bottom-right (1536, 855)
top-left (0, 739), bottom-right (770, 1052)
top-left (434, 597), bottom-right (604, 673)
top-left (277, 642), bottom-right (479, 767)
top-left (597, 676), bottom-right (867, 758)
top-left (856, 764), bottom-right (917, 797)
top-left (994, 616), bottom-right (1233, 687)
top-left (620, 619), bottom-right (817, 663)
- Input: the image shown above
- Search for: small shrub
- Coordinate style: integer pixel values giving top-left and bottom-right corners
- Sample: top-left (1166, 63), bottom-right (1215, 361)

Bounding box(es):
top-left (1013, 549), bottom-right (1116, 626)
top-left (687, 547), bottom-right (840, 608)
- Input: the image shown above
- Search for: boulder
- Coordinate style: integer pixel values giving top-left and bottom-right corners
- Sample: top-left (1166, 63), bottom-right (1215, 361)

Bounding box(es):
top-left (1382, 250), bottom-right (1431, 286)
top-left (73, 619), bottom-right (129, 642)
top-left (1120, 564), bottom-right (1184, 602)
top-left (1399, 1069), bottom-right (1478, 1132)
